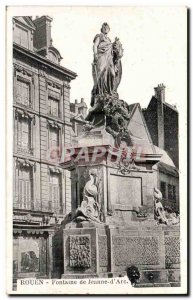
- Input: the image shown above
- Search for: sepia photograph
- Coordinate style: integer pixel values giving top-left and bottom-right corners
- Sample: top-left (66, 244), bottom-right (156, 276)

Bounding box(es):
top-left (6, 6), bottom-right (187, 295)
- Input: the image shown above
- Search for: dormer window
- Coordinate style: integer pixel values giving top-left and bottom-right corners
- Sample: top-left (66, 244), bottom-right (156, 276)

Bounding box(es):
top-left (14, 25), bottom-right (29, 48)
top-left (13, 17), bottom-right (35, 51)
top-left (47, 46), bottom-right (62, 64)
top-left (48, 51), bottom-right (58, 64)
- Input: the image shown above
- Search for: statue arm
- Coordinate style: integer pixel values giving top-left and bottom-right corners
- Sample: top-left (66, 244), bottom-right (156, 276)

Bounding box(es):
top-left (93, 36), bottom-right (100, 61)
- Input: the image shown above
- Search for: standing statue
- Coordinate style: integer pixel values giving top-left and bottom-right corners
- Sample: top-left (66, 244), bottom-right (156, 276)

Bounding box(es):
top-left (91, 22), bottom-right (123, 103)
top-left (85, 23), bottom-right (131, 141)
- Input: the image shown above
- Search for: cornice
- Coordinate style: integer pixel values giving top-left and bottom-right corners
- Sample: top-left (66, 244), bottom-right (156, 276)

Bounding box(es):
top-left (13, 43), bottom-right (77, 81)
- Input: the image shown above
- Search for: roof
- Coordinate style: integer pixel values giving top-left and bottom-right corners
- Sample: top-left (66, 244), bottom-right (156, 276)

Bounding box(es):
top-left (158, 161), bottom-right (179, 177)
top-left (154, 145), bottom-right (176, 167)
top-left (146, 96), bottom-right (178, 113)
top-left (13, 16), bottom-right (36, 31)
top-left (70, 112), bottom-right (87, 122)
top-left (126, 102), bottom-right (155, 153)
top-left (13, 43), bottom-right (77, 80)
top-left (48, 46), bottom-right (63, 60)
top-left (74, 102), bottom-right (87, 108)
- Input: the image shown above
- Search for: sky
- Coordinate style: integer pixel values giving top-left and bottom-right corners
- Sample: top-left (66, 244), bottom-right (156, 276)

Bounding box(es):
top-left (48, 6), bottom-right (187, 110)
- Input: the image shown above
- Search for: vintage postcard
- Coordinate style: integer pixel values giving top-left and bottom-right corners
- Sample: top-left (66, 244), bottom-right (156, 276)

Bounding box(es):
top-left (6, 6), bottom-right (188, 295)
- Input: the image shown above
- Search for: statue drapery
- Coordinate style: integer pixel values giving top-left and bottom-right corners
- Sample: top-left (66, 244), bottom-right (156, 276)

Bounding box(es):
top-left (91, 28), bottom-right (123, 104)
top-left (85, 23), bottom-right (131, 139)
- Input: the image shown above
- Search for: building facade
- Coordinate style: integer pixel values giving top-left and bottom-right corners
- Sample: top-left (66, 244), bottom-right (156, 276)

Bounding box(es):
top-left (70, 98), bottom-right (88, 144)
top-left (12, 16), bottom-right (77, 283)
top-left (127, 102), bottom-right (179, 212)
top-left (142, 84), bottom-right (179, 168)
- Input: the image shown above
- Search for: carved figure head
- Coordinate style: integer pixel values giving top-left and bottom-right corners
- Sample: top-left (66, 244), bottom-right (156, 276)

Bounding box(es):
top-left (89, 168), bottom-right (98, 177)
top-left (154, 187), bottom-right (162, 201)
top-left (126, 265), bottom-right (140, 286)
top-left (101, 22), bottom-right (110, 34)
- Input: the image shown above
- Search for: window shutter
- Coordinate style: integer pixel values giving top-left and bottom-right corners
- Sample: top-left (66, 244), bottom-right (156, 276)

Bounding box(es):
top-left (49, 173), bottom-right (62, 213)
top-left (18, 168), bottom-right (32, 209)
top-left (50, 128), bottom-right (59, 148)
top-left (19, 179), bottom-right (23, 208)
top-left (26, 180), bottom-right (30, 209)
top-left (20, 27), bottom-right (28, 48)
top-left (48, 88), bottom-right (60, 117)
top-left (22, 82), bottom-right (29, 105)
top-left (17, 120), bottom-right (22, 147)
top-left (22, 120), bottom-right (29, 149)
top-left (16, 80), bottom-right (22, 103)
top-left (16, 80), bottom-right (30, 106)
top-left (14, 26), bottom-right (21, 45)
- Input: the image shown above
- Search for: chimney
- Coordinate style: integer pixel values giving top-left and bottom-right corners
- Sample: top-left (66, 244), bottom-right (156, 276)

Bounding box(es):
top-left (74, 99), bottom-right (78, 114)
top-left (154, 83), bottom-right (166, 103)
top-left (33, 16), bottom-right (53, 50)
top-left (154, 84), bottom-right (165, 149)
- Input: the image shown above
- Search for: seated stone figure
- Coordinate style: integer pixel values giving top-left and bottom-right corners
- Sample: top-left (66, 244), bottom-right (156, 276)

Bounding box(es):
top-left (154, 187), bottom-right (168, 225)
top-left (72, 169), bottom-right (102, 223)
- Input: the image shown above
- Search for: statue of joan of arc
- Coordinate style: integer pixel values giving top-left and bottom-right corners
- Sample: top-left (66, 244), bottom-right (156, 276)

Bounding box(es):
top-left (91, 22), bottom-right (123, 103)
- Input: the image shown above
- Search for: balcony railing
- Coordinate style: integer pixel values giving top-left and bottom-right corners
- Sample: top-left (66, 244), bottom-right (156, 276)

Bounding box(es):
top-left (13, 199), bottom-right (64, 215)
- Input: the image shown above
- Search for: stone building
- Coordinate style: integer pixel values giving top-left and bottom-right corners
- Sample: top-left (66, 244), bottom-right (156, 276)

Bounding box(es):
top-left (142, 84), bottom-right (179, 168)
top-left (12, 16), bottom-right (77, 282)
top-left (142, 85), bottom-right (179, 210)
top-left (127, 102), bottom-right (179, 211)
top-left (70, 98), bottom-right (88, 144)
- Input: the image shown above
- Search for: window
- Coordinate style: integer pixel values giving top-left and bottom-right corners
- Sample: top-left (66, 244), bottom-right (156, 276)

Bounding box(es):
top-left (78, 107), bottom-right (83, 115)
top-left (48, 88), bottom-right (60, 117)
top-left (14, 25), bottom-right (29, 49)
top-left (77, 124), bottom-right (83, 136)
top-left (16, 79), bottom-right (30, 106)
top-left (18, 167), bottom-right (33, 209)
top-left (49, 173), bottom-right (62, 213)
top-left (49, 127), bottom-right (59, 149)
top-left (48, 51), bottom-right (58, 64)
top-left (168, 184), bottom-right (176, 201)
top-left (173, 186), bottom-right (176, 201)
top-left (160, 181), bottom-right (166, 199)
top-left (17, 118), bottom-right (32, 154)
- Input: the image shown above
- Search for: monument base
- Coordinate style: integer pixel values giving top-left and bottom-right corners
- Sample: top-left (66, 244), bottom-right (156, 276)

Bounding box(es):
top-left (78, 127), bottom-right (115, 147)
top-left (62, 222), bottom-right (180, 287)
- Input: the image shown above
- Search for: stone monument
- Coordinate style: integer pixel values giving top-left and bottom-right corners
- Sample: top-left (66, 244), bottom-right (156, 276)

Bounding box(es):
top-left (60, 23), bottom-right (180, 287)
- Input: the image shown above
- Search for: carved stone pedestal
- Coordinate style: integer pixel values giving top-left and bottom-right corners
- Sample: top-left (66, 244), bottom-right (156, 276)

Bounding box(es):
top-left (61, 221), bottom-right (180, 287)
top-left (60, 130), bottom-right (180, 286)
top-left (62, 222), bottom-right (111, 279)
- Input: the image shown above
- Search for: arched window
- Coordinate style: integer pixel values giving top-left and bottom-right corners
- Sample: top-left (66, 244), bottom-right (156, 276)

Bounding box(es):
top-left (48, 51), bottom-right (58, 63)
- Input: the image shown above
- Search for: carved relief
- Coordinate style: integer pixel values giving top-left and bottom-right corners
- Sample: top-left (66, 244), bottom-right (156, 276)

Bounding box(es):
top-left (72, 167), bottom-right (103, 223)
top-left (165, 236), bottom-right (180, 266)
top-left (99, 235), bottom-right (108, 267)
top-left (69, 235), bottom-right (91, 268)
top-left (113, 236), bottom-right (160, 266)
top-left (14, 64), bottom-right (33, 78)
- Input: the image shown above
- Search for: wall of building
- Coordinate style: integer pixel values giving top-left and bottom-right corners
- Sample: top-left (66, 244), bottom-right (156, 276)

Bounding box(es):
top-left (143, 86), bottom-right (179, 169)
top-left (164, 105), bottom-right (179, 168)
top-left (142, 98), bottom-right (158, 146)
top-left (13, 14), bottom-right (77, 229)
top-left (158, 171), bottom-right (179, 211)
